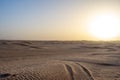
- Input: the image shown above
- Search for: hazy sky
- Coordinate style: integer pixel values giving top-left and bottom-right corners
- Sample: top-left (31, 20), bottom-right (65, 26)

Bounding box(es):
top-left (0, 0), bottom-right (120, 40)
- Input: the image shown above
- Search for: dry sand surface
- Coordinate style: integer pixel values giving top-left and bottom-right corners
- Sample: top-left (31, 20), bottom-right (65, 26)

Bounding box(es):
top-left (0, 40), bottom-right (120, 80)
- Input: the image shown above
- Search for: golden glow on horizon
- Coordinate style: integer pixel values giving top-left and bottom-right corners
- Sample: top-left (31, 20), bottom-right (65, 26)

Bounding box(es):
top-left (87, 13), bottom-right (120, 40)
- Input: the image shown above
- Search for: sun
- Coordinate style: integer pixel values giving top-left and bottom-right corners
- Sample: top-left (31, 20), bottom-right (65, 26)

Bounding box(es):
top-left (87, 13), bottom-right (119, 40)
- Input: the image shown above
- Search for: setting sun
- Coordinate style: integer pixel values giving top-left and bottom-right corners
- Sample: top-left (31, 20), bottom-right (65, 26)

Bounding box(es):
top-left (87, 13), bottom-right (120, 40)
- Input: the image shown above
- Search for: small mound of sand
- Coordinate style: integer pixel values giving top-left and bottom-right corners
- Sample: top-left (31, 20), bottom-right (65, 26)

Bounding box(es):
top-left (0, 61), bottom-right (94, 80)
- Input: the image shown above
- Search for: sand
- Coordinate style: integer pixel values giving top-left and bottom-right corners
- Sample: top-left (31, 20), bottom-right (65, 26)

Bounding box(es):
top-left (0, 40), bottom-right (120, 80)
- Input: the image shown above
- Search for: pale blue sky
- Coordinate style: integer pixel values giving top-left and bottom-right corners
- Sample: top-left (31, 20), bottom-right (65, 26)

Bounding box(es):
top-left (0, 0), bottom-right (120, 40)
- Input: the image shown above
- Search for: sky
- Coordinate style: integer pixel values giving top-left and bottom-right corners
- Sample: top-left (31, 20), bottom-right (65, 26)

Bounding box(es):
top-left (0, 0), bottom-right (120, 40)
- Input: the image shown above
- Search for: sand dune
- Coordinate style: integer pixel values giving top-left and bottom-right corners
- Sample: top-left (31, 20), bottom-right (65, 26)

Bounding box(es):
top-left (0, 40), bottom-right (120, 80)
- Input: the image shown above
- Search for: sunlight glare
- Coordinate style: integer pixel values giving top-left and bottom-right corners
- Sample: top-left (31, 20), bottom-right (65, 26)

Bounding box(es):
top-left (87, 13), bottom-right (120, 40)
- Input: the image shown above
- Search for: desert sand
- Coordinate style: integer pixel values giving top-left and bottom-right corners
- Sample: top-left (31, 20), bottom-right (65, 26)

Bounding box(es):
top-left (0, 40), bottom-right (120, 80)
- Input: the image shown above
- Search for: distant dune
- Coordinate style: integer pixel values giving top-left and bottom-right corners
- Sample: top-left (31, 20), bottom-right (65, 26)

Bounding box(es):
top-left (0, 40), bottom-right (120, 80)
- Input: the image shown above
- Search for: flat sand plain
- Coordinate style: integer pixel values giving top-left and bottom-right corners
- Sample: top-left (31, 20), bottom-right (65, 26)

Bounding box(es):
top-left (0, 40), bottom-right (120, 80)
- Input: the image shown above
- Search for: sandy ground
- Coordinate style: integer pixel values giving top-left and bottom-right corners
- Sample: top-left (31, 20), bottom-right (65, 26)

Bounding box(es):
top-left (0, 40), bottom-right (120, 80)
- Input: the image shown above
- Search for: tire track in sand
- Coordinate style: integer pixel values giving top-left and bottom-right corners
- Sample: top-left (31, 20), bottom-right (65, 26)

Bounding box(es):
top-left (64, 64), bottom-right (74, 80)
top-left (75, 63), bottom-right (95, 80)
top-left (62, 61), bottom-right (95, 80)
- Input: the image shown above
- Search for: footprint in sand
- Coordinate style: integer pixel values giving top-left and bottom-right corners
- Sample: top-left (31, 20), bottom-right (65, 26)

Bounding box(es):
top-left (0, 73), bottom-right (11, 78)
